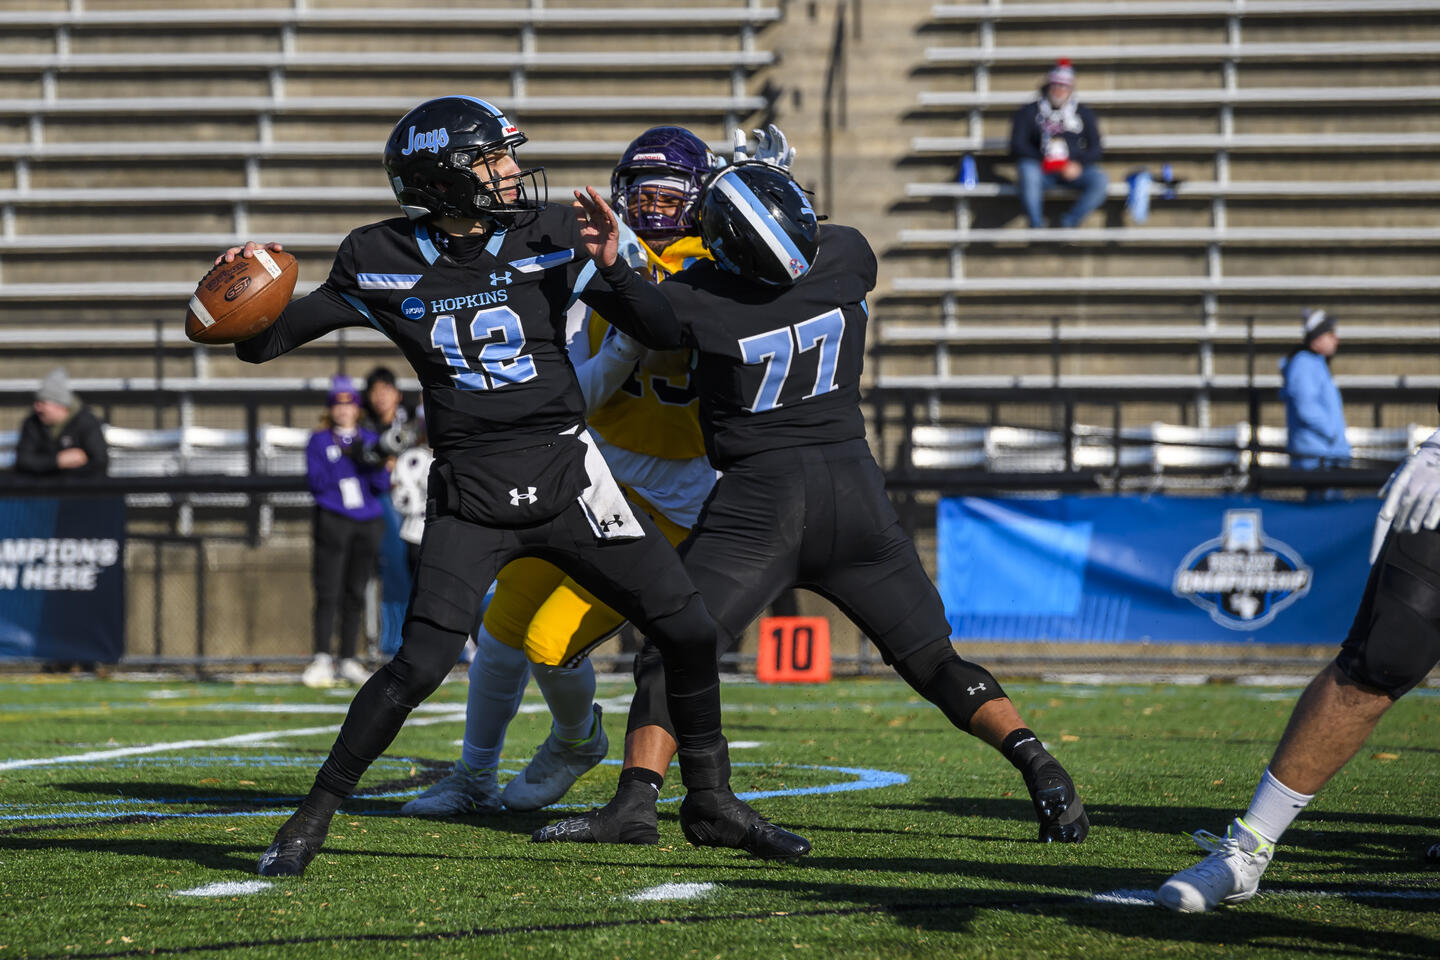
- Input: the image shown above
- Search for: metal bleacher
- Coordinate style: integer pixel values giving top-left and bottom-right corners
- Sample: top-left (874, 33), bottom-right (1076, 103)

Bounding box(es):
top-left (0, 1), bottom-right (778, 331)
top-left (878, 0), bottom-right (1440, 454)
top-left (901, 420), bottom-right (1435, 478)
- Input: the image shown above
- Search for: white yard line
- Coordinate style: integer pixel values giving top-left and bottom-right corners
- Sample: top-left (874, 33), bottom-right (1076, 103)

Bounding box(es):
top-left (0, 693), bottom-right (637, 771)
top-left (174, 880), bottom-right (273, 897)
top-left (0, 711), bottom-right (463, 771)
top-left (628, 882), bottom-right (717, 902)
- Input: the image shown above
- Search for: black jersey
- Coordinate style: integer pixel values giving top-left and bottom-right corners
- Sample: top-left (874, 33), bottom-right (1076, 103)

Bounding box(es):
top-left (236, 205), bottom-right (681, 458)
top-left (659, 223), bottom-right (875, 469)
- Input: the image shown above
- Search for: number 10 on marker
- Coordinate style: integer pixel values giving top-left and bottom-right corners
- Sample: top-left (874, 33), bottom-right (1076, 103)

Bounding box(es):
top-left (756, 616), bottom-right (832, 684)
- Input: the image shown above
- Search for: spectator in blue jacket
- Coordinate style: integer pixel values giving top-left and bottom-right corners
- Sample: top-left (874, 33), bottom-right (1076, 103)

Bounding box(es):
top-left (1280, 310), bottom-right (1350, 473)
top-left (1010, 59), bottom-right (1108, 228)
top-left (304, 375), bottom-right (391, 688)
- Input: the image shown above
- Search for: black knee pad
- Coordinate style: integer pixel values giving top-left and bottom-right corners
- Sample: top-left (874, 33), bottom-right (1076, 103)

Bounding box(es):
top-left (627, 640), bottom-right (675, 739)
top-left (893, 640), bottom-right (1007, 733)
top-left (642, 592), bottom-right (720, 654)
top-left (385, 617), bottom-right (470, 709)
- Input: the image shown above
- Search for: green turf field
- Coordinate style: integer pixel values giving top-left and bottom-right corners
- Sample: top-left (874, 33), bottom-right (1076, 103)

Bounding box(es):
top-left (0, 674), bottom-right (1435, 959)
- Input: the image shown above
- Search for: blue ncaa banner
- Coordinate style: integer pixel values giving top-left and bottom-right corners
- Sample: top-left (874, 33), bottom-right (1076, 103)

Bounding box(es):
top-left (0, 498), bottom-right (126, 662)
top-left (936, 495), bottom-right (1378, 644)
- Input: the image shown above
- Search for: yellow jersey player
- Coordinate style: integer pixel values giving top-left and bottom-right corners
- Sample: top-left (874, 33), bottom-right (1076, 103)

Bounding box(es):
top-left (402, 126), bottom-right (723, 818)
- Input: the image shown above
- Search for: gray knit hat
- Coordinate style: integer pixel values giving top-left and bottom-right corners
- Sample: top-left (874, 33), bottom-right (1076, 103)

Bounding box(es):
top-left (1302, 308), bottom-right (1337, 344)
top-left (35, 368), bottom-right (76, 408)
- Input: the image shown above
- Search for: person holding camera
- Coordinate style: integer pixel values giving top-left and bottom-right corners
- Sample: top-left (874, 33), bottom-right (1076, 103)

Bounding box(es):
top-left (303, 375), bottom-right (391, 688)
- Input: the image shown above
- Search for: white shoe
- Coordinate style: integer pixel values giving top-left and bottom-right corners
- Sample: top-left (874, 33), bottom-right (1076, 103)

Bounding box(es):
top-left (400, 762), bottom-right (501, 817)
top-left (501, 704), bottom-right (609, 811)
top-left (337, 657), bottom-right (371, 685)
top-left (1157, 818), bottom-right (1275, 913)
top-left (301, 653), bottom-right (335, 689)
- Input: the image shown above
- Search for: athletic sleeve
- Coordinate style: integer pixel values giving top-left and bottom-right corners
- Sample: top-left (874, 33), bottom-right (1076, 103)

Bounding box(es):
top-left (234, 235), bottom-right (374, 364)
top-left (574, 325), bottom-right (645, 416)
top-left (575, 258), bottom-right (683, 351)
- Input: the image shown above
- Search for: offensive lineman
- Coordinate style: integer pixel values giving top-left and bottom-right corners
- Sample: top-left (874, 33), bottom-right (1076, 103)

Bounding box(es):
top-left (215, 97), bottom-right (809, 875)
top-left (401, 126), bottom-right (725, 816)
top-left (1158, 431), bottom-right (1440, 911)
top-left (536, 161), bottom-right (1089, 847)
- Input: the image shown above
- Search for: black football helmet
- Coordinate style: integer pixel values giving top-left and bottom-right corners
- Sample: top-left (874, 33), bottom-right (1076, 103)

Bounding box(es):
top-left (696, 162), bottom-right (819, 286)
top-left (382, 96), bottom-right (545, 224)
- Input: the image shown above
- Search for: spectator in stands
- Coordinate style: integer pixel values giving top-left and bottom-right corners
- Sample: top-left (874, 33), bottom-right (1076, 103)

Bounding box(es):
top-left (360, 366), bottom-right (418, 457)
top-left (14, 368), bottom-right (108, 482)
top-left (1280, 309), bottom-right (1350, 476)
top-left (360, 365), bottom-right (421, 657)
top-left (304, 375), bottom-right (390, 688)
top-left (1010, 59), bottom-right (1107, 228)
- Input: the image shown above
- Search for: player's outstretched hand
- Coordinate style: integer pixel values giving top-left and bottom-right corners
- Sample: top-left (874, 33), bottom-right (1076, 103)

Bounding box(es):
top-left (215, 241), bottom-right (285, 266)
top-left (573, 186), bottom-right (620, 268)
top-left (1371, 429), bottom-right (1440, 563)
top-left (732, 124), bottom-right (796, 170)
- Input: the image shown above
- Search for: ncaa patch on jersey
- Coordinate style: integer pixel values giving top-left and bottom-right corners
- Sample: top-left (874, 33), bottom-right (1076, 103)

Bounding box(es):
top-left (401, 297), bottom-right (426, 320)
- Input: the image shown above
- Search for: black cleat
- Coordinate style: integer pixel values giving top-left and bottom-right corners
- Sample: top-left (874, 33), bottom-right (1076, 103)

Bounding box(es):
top-left (531, 787), bottom-right (659, 846)
top-left (679, 787), bottom-right (811, 860)
top-left (1425, 839), bottom-right (1440, 864)
top-left (1023, 757), bottom-right (1088, 843)
top-left (257, 809), bottom-right (329, 877)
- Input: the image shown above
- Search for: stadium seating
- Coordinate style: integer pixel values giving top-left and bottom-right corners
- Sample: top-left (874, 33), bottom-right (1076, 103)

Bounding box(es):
top-left (897, 419), bottom-right (1436, 477)
top-left (877, 0), bottom-right (1440, 461)
top-left (0, 1), bottom-right (778, 327)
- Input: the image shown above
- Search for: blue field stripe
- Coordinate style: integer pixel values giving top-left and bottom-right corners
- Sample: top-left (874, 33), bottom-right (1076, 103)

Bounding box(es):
top-left (0, 762), bottom-right (907, 822)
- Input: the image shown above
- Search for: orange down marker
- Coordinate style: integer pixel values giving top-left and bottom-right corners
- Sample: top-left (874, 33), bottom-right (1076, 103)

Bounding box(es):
top-left (756, 616), bottom-right (832, 684)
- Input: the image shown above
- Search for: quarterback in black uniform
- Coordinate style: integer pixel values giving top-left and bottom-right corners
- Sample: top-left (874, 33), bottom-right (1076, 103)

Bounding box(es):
top-left (536, 162), bottom-right (1088, 847)
top-left (217, 97), bottom-right (808, 876)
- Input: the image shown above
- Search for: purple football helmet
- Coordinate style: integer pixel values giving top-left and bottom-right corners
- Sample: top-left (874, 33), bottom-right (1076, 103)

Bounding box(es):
top-left (610, 126), bottom-right (716, 241)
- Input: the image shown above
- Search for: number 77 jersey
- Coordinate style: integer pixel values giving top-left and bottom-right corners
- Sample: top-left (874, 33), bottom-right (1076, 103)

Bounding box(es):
top-left (659, 223), bottom-right (877, 470)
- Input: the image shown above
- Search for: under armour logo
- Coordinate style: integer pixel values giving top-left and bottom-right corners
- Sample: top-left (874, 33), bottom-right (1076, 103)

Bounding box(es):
top-left (509, 486), bottom-right (537, 506)
top-left (967, 683), bottom-right (987, 696)
top-left (597, 514), bottom-right (625, 531)
top-left (490, 271), bottom-right (512, 286)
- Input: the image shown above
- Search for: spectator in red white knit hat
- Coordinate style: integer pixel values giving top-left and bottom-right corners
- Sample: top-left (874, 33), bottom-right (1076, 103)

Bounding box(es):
top-left (1009, 59), bottom-right (1108, 228)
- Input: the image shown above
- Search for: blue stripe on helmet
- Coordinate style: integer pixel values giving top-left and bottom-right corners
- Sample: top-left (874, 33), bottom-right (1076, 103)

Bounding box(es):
top-left (454, 96), bottom-right (505, 119)
top-left (717, 168), bottom-right (809, 277)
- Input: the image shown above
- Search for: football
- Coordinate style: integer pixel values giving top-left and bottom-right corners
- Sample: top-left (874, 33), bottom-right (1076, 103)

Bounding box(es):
top-left (184, 249), bottom-right (298, 344)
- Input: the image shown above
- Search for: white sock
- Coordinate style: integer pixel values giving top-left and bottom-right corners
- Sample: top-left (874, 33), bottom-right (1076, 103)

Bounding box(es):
top-left (460, 627), bottom-right (530, 771)
top-left (1242, 767), bottom-right (1314, 844)
top-left (530, 659), bottom-right (597, 744)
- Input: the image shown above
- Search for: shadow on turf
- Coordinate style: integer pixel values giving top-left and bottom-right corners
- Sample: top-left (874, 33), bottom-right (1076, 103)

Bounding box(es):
top-left (718, 876), bottom-right (1438, 958)
top-left (28, 877), bottom-right (1435, 960)
top-left (0, 835), bottom-right (455, 873)
top-left (880, 796), bottom-right (1439, 852)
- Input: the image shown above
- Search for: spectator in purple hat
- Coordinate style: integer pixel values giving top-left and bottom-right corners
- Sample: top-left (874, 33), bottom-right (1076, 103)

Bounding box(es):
top-left (1010, 59), bottom-right (1108, 228)
top-left (303, 375), bottom-right (390, 688)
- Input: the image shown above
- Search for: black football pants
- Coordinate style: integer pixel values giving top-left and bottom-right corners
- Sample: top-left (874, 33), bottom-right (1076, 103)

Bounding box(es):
top-left (313, 498), bottom-right (727, 798)
top-left (628, 439), bottom-right (959, 736)
top-left (311, 508), bottom-right (384, 660)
